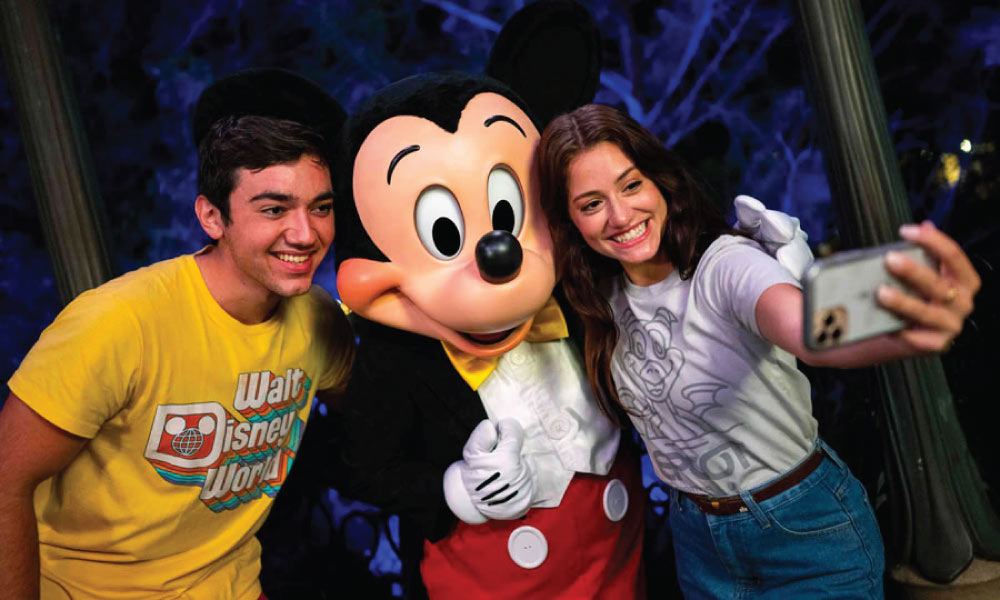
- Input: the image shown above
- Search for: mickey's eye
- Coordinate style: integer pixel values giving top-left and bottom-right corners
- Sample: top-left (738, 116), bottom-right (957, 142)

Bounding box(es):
top-left (414, 186), bottom-right (464, 260)
top-left (487, 167), bottom-right (524, 235)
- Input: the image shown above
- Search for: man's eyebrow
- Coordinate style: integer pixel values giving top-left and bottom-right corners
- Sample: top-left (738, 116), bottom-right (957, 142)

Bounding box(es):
top-left (249, 192), bottom-right (293, 203)
top-left (484, 115), bottom-right (526, 138)
top-left (387, 144), bottom-right (420, 185)
top-left (248, 191), bottom-right (335, 203)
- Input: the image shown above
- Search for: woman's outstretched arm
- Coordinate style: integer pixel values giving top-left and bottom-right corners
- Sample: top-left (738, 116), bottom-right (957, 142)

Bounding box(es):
top-left (755, 221), bottom-right (981, 368)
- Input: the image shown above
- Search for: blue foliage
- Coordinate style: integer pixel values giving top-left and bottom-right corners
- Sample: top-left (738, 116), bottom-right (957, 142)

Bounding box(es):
top-left (1, 0), bottom-right (997, 596)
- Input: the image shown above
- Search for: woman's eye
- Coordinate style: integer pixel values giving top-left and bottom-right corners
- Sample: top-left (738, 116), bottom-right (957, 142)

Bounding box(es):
top-left (487, 167), bottom-right (524, 235)
top-left (625, 180), bottom-right (642, 192)
top-left (414, 186), bottom-right (465, 260)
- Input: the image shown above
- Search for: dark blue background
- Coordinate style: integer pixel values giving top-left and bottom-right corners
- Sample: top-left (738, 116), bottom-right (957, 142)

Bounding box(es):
top-left (1, 1), bottom-right (997, 596)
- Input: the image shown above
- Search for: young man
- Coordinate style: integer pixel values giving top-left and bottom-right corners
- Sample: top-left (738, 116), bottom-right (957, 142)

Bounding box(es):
top-left (0, 69), bottom-right (353, 600)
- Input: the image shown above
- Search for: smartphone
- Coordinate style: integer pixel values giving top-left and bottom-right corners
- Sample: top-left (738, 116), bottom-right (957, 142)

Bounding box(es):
top-left (802, 241), bottom-right (935, 350)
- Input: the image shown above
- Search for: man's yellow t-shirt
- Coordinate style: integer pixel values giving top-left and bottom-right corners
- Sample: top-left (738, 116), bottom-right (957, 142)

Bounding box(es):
top-left (8, 254), bottom-right (354, 599)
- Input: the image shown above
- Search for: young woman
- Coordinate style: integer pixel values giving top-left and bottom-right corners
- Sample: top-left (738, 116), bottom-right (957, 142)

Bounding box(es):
top-left (537, 103), bottom-right (980, 599)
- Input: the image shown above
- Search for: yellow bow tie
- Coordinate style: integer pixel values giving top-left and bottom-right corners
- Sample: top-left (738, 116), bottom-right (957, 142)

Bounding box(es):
top-left (442, 296), bottom-right (569, 390)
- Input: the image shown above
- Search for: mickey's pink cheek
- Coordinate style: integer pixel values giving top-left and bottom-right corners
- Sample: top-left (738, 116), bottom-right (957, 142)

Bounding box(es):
top-left (336, 258), bottom-right (405, 314)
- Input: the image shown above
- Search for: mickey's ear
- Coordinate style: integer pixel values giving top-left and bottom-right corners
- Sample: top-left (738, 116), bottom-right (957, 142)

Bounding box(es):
top-left (192, 68), bottom-right (346, 160)
top-left (486, 0), bottom-right (601, 128)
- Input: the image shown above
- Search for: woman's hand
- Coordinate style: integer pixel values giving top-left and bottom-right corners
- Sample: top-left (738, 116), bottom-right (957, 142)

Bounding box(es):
top-left (878, 221), bottom-right (981, 353)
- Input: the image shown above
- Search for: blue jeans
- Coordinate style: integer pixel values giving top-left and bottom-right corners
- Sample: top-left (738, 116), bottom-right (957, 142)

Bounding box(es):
top-left (667, 440), bottom-right (885, 599)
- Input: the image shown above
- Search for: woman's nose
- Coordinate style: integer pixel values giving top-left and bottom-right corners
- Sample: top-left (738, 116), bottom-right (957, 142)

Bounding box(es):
top-left (606, 196), bottom-right (630, 227)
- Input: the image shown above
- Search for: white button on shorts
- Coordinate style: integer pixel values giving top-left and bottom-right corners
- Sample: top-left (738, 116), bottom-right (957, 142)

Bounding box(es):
top-left (507, 525), bottom-right (548, 569)
top-left (603, 478), bottom-right (629, 522)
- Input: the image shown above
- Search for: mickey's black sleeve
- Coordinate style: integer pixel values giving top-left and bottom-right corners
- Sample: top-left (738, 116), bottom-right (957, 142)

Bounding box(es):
top-left (338, 317), bottom-right (487, 543)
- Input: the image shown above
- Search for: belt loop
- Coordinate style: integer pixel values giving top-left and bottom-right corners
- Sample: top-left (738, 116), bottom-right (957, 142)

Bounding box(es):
top-left (670, 487), bottom-right (683, 513)
top-left (817, 439), bottom-right (845, 472)
top-left (738, 489), bottom-right (770, 529)
top-left (817, 439), bottom-right (851, 497)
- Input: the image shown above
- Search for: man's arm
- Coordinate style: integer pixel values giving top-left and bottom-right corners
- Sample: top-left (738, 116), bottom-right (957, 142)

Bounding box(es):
top-left (0, 393), bottom-right (87, 600)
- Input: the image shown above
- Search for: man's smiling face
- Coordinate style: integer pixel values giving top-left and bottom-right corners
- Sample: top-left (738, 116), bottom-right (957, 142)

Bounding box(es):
top-left (215, 153), bottom-right (335, 303)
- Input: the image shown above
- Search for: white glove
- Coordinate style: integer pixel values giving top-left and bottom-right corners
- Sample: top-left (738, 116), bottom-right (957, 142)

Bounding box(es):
top-left (442, 419), bottom-right (535, 524)
top-left (734, 195), bottom-right (814, 281)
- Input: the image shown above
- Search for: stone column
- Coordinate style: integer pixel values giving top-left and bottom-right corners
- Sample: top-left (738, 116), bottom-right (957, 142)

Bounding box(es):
top-left (0, 0), bottom-right (114, 303)
top-left (791, 0), bottom-right (1000, 591)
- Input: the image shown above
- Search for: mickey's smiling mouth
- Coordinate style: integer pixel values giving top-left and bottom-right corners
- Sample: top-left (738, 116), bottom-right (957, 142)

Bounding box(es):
top-left (460, 328), bottom-right (516, 345)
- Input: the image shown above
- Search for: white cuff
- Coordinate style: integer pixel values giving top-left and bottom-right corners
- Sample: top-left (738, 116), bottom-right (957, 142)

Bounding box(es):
top-left (443, 461), bottom-right (487, 525)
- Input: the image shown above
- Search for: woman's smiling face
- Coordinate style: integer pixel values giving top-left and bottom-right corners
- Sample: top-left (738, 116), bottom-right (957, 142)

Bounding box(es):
top-left (566, 141), bottom-right (670, 282)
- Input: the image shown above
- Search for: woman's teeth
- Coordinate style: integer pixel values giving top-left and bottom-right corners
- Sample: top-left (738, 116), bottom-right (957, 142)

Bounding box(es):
top-left (613, 221), bottom-right (647, 243)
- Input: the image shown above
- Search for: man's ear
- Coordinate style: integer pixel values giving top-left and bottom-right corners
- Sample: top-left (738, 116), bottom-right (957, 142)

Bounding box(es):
top-left (195, 195), bottom-right (225, 241)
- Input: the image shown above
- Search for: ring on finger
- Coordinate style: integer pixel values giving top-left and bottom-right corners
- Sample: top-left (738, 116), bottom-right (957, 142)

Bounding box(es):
top-left (944, 286), bottom-right (959, 304)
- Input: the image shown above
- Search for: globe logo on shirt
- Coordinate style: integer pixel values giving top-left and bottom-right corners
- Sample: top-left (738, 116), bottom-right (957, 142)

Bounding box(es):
top-left (164, 415), bottom-right (217, 457)
top-left (171, 428), bottom-right (205, 456)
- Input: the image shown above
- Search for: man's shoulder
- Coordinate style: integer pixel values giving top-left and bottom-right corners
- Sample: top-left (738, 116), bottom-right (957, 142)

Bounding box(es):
top-left (89, 254), bottom-right (192, 295)
top-left (284, 285), bottom-right (342, 323)
top-left (283, 285), bottom-right (354, 343)
top-left (69, 255), bottom-right (195, 316)
top-left (298, 284), bottom-right (338, 309)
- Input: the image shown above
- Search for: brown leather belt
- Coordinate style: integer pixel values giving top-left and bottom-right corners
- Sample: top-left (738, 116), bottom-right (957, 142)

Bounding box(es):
top-left (678, 448), bottom-right (826, 516)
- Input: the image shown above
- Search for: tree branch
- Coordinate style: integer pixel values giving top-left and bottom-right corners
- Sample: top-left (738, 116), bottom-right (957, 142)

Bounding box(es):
top-left (671, 0), bottom-right (757, 128)
top-left (600, 71), bottom-right (645, 121)
top-left (666, 13), bottom-right (789, 147)
top-left (420, 0), bottom-right (501, 33)
top-left (663, 0), bottom-right (716, 101)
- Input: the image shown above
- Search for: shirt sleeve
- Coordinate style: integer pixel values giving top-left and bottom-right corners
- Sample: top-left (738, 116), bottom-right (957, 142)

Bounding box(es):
top-left (309, 287), bottom-right (356, 393)
top-left (7, 289), bottom-right (141, 438)
top-left (694, 236), bottom-right (801, 337)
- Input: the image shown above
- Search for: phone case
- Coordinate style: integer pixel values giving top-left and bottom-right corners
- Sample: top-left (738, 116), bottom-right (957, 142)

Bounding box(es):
top-left (802, 241), bottom-right (934, 350)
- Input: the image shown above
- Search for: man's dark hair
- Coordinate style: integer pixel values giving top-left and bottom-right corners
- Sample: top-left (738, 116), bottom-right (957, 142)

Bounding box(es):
top-left (197, 114), bottom-right (328, 222)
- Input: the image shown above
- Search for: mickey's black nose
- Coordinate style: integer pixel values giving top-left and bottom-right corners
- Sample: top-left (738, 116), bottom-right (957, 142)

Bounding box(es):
top-left (475, 230), bottom-right (522, 284)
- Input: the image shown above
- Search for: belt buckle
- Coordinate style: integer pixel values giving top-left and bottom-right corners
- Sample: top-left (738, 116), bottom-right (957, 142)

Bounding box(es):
top-left (709, 497), bottom-right (748, 515)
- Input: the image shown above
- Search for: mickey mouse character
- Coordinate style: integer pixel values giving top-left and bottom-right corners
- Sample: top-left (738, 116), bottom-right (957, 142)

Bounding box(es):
top-left (332, 2), bottom-right (810, 598)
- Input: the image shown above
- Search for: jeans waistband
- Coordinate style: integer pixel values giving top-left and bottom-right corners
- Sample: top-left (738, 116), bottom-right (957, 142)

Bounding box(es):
top-left (678, 446), bottom-right (827, 516)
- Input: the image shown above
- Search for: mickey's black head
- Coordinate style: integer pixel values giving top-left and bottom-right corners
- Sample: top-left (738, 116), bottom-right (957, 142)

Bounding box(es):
top-left (193, 67), bottom-right (346, 165)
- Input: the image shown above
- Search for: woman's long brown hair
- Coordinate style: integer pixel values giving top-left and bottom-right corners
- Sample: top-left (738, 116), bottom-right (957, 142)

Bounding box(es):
top-left (537, 104), bottom-right (733, 417)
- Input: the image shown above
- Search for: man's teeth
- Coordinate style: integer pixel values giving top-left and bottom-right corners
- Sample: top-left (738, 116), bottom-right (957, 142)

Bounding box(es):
top-left (276, 253), bottom-right (308, 264)
top-left (613, 222), bottom-right (647, 243)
